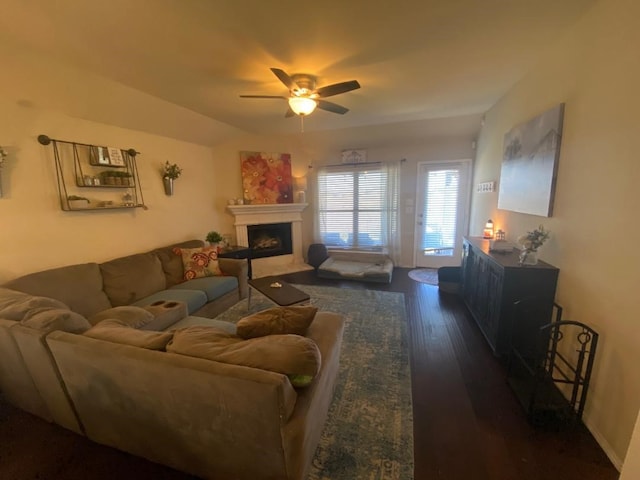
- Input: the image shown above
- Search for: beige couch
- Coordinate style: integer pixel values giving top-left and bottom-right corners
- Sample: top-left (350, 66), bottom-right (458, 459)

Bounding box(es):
top-left (0, 241), bottom-right (346, 479)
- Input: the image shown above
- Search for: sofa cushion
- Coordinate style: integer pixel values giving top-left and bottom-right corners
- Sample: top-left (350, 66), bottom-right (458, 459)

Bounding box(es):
top-left (167, 326), bottom-right (321, 378)
top-left (176, 246), bottom-right (222, 280)
top-left (22, 308), bottom-right (91, 334)
top-left (84, 319), bottom-right (174, 350)
top-left (3, 264), bottom-right (112, 317)
top-left (100, 253), bottom-right (167, 306)
top-left (88, 306), bottom-right (155, 328)
top-left (0, 288), bottom-right (69, 321)
top-left (169, 276), bottom-right (238, 302)
top-left (152, 240), bottom-right (205, 287)
top-left (236, 306), bottom-right (318, 339)
top-left (131, 289), bottom-right (207, 315)
top-left (166, 315), bottom-right (237, 334)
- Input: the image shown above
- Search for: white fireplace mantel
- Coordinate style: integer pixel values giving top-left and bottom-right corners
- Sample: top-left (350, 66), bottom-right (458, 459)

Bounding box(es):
top-left (227, 203), bottom-right (309, 277)
top-left (227, 203), bottom-right (308, 217)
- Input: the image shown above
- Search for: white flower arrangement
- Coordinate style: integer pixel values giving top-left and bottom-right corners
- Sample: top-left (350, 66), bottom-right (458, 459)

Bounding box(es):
top-left (162, 161), bottom-right (182, 179)
top-left (517, 225), bottom-right (550, 253)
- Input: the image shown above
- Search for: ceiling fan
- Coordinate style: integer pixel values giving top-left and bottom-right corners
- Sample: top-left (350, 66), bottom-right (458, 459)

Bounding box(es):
top-left (240, 68), bottom-right (361, 117)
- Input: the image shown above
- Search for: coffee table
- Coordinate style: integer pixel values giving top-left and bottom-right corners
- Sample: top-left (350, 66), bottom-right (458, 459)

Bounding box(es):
top-left (248, 276), bottom-right (310, 310)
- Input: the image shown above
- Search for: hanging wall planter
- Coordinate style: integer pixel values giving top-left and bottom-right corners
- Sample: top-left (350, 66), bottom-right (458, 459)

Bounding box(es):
top-left (161, 161), bottom-right (182, 196)
top-left (163, 177), bottom-right (174, 196)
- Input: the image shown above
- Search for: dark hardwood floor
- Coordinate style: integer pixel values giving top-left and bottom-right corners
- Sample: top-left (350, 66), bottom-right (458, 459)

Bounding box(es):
top-left (0, 268), bottom-right (618, 480)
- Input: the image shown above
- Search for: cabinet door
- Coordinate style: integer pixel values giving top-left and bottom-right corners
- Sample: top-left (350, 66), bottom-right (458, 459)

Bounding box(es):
top-left (484, 263), bottom-right (504, 341)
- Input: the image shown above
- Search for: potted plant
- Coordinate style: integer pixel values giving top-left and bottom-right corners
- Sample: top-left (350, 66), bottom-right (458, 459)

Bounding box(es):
top-left (206, 231), bottom-right (224, 252)
top-left (100, 170), bottom-right (118, 185)
top-left (162, 161), bottom-right (182, 196)
top-left (121, 171), bottom-right (133, 186)
top-left (67, 195), bottom-right (90, 209)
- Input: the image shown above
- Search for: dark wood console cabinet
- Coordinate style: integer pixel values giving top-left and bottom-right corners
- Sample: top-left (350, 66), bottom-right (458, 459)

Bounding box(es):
top-left (461, 237), bottom-right (559, 355)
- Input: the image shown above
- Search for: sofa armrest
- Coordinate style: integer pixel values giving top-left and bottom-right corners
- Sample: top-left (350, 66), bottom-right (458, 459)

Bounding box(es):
top-left (218, 258), bottom-right (248, 299)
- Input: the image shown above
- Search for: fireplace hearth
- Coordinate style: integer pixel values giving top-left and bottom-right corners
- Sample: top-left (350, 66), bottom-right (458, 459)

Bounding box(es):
top-left (247, 222), bottom-right (293, 259)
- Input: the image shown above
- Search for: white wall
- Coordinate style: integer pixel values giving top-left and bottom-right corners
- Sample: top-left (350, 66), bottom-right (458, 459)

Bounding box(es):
top-left (0, 44), bottom-right (237, 283)
top-left (621, 410), bottom-right (640, 479)
top-left (471, 0), bottom-right (640, 469)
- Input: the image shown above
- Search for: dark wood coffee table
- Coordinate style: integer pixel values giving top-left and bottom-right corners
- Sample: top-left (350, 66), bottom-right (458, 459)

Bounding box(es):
top-left (248, 276), bottom-right (310, 309)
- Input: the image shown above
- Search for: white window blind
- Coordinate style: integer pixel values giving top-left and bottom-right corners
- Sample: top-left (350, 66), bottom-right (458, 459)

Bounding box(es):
top-left (421, 169), bottom-right (460, 255)
top-left (317, 164), bottom-right (392, 250)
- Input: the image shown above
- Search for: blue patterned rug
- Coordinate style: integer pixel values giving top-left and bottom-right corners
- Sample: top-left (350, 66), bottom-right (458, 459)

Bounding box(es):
top-left (215, 284), bottom-right (414, 480)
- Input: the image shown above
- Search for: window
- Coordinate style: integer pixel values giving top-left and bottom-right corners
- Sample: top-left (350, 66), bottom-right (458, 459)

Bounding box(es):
top-left (316, 163), bottom-right (399, 253)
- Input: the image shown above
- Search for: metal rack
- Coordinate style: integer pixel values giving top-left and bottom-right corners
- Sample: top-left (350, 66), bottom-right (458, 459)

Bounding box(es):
top-left (38, 134), bottom-right (147, 211)
top-left (507, 298), bottom-right (598, 428)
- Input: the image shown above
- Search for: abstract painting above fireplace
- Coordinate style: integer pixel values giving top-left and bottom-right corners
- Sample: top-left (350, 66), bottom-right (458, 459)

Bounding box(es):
top-left (240, 151), bottom-right (293, 205)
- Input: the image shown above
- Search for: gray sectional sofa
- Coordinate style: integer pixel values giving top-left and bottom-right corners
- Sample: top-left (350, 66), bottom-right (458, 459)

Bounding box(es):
top-left (4, 239), bottom-right (248, 320)
top-left (0, 239), bottom-right (346, 479)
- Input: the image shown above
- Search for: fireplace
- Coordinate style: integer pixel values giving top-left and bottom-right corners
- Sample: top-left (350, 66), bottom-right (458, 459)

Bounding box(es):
top-left (247, 222), bottom-right (293, 259)
top-left (226, 203), bottom-right (309, 277)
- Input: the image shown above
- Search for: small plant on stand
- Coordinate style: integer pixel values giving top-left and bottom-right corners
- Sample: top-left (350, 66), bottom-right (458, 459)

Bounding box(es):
top-left (206, 231), bottom-right (225, 253)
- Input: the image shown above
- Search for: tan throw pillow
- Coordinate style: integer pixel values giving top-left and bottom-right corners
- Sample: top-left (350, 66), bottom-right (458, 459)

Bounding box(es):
top-left (167, 325), bottom-right (321, 378)
top-left (175, 247), bottom-right (222, 280)
top-left (21, 308), bottom-right (92, 334)
top-left (236, 306), bottom-right (318, 339)
top-left (84, 319), bottom-right (173, 350)
top-left (88, 306), bottom-right (155, 327)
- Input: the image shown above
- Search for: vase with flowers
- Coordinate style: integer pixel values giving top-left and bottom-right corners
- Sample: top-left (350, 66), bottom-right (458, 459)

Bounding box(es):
top-left (162, 161), bottom-right (182, 196)
top-left (517, 225), bottom-right (550, 266)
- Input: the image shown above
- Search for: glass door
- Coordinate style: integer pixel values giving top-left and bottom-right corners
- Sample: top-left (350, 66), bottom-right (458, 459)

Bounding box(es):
top-left (414, 160), bottom-right (471, 268)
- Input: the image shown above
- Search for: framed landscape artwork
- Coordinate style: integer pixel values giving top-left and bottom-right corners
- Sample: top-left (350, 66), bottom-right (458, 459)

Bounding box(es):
top-left (497, 103), bottom-right (565, 217)
top-left (240, 151), bottom-right (293, 204)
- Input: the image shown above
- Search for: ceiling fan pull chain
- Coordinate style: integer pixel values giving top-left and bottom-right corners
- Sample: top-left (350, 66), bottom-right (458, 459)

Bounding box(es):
top-left (300, 115), bottom-right (305, 133)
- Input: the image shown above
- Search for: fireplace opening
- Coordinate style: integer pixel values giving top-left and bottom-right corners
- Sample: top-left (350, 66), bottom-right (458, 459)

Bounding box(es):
top-left (247, 222), bottom-right (293, 259)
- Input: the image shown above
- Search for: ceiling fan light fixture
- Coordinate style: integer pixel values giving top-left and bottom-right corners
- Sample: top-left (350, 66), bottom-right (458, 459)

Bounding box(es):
top-left (288, 96), bottom-right (317, 116)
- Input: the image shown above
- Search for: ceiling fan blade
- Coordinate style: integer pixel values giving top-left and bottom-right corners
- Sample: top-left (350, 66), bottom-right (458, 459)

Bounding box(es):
top-left (270, 68), bottom-right (300, 90)
top-left (285, 107), bottom-right (296, 118)
top-left (239, 95), bottom-right (287, 99)
top-left (317, 100), bottom-right (349, 115)
top-left (316, 80), bottom-right (361, 98)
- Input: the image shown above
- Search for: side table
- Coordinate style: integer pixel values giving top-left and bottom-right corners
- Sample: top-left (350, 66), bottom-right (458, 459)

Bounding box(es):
top-left (218, 245), bottom-right (252, 279)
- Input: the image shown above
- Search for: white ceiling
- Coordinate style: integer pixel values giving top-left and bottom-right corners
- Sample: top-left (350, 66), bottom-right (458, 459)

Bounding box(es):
top-left (1, 0), bottom-right (595, 138)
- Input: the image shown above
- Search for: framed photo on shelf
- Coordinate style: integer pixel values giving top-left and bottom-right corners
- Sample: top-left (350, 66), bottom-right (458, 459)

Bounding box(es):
top-left (107, 147), bottom-right (125, 166)
top-left (90, 146), bottom-right (110, 165)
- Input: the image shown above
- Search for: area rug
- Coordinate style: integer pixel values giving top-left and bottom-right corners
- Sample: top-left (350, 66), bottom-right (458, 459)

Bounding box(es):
top-left (215, 284), bottom-right (414, 480)
top-left (408, 268), bottom-right (439, 285)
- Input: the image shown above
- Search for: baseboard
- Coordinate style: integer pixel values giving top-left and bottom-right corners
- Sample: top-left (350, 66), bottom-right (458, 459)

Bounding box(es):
top-left (583, 413), bottom-right (623, 472)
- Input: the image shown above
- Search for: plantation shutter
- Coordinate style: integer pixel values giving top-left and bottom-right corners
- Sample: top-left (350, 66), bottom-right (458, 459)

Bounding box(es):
top-left (317, 164), bottom-right (387, 249)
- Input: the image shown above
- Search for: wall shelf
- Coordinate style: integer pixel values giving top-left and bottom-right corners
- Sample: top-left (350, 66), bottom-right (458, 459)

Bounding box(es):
top-left (38, 135), bottom-right (147, 211)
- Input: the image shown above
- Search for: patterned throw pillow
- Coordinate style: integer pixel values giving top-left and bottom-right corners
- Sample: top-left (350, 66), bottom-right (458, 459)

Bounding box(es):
top-left (175, 247), bottom-right (222, 280)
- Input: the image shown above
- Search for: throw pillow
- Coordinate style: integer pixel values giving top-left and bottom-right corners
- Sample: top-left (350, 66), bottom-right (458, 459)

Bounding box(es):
top-left (21, 308), bottom-right (92, 334)
top-left (175, 247), bottom-right (222, 280)
top-left (84, 318), bottom-right (174, 350)
top-left (236, 305), bottom-right (318, 339)
top-left (88, 306), bottom-right (155, 327)
top-left (167, 325), bottom-right (321, 379)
